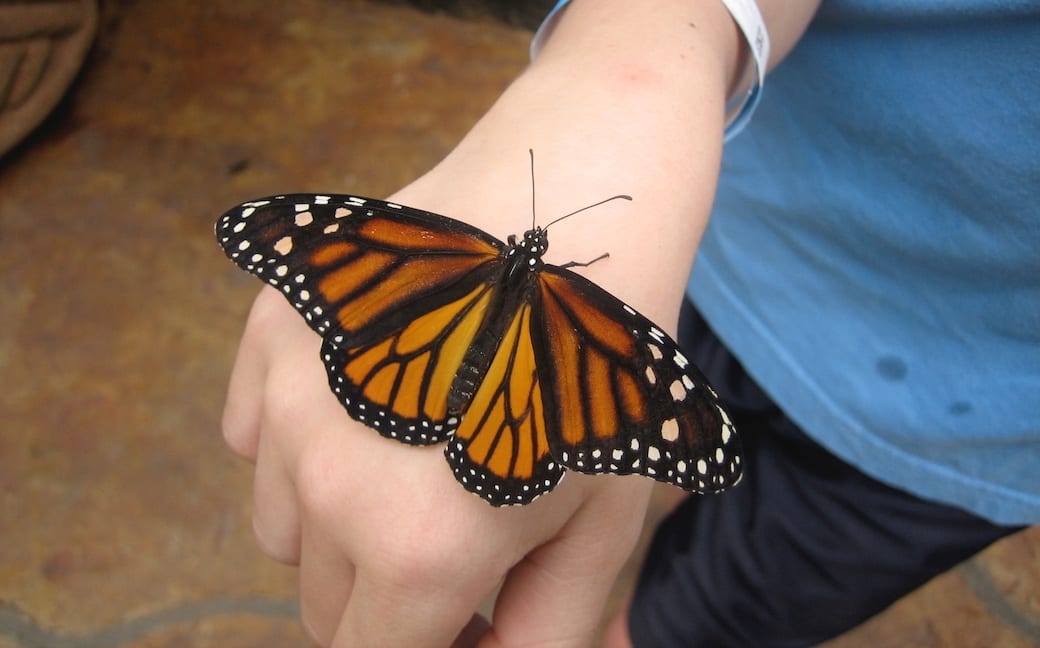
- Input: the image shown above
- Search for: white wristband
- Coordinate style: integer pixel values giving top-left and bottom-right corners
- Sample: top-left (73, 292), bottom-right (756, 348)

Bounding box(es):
top-left (719, 0), bottom-right (770, 140)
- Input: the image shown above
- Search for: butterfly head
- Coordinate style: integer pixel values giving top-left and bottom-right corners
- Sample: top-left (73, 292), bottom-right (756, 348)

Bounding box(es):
top-left (501, 228), bottom-right (548, 286)
top-left (507, 228), bottom-right (549, 267)
top-left (520, 227), bottom-right (549, 256)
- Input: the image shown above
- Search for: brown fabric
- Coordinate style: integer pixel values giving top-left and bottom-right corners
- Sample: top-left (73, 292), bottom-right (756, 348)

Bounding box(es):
top-left (0, 0), bottom-right (97, 156)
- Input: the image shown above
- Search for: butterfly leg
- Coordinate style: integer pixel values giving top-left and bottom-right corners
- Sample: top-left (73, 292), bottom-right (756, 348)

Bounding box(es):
top-left (558, 252), bottom-right (609, 270)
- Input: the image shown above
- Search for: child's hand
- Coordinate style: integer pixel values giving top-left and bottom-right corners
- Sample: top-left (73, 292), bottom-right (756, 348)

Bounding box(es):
top-left (222, 285), bottom-right (652, 646)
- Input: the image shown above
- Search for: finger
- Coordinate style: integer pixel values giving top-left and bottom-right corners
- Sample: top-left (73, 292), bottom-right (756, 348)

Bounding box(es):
top-left (299, 519), bottom-right (356, 647)
top-left (332, 566), bottom-right (486, 648)
top-left (329, 474), bottom-right (506, 648)
top-left (486, 479), bottom-right (650, 647)
top-left (250, 431), bottom-right (302, 564)
top-left (220, 289), bottom-right (279, 461)
top-left (221, 337), bottom-right (266, 461)
top-left (293, 429), bottom-right (372, 646)
top-left (602, 598), bottom-right (636, 648)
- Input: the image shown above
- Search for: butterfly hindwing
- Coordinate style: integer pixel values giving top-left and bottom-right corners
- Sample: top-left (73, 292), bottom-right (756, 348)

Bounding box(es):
top-left (532, 266), bottom-right (742, 493)
top-left (444, 301), bottom-right (565, 505)
top-left (320, 281), bottom-right (497, 444)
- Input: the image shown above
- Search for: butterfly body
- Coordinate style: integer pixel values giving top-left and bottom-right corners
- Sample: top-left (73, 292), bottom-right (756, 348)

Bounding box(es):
top-left (217, 193), bottom-right (742, 506)
top-left (447, 229), bottom-right (546, 414)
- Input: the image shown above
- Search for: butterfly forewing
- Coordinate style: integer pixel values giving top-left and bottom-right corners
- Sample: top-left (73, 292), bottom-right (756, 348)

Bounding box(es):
top-left (533, 267), bottom-right (742, 493)
top-left (216, 194), bottom-right (504, 347)
top-left (217, 194), bottom-right (507, 443)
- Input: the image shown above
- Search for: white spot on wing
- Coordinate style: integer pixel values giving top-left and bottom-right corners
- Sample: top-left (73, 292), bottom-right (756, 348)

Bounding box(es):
top-left (669, 380), bottom-right (686, 401)
top-left (273, 236), bottom-right (293, 255)
top-left (660, 418), bottom-right (679, 442)
top-left (719, 406), bottom-right (733, 428)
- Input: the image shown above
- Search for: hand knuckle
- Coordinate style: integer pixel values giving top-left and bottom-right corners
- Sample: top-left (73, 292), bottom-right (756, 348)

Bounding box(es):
top-left (220, 417), bottom-right (253, 457)
top-left (380, 513), bottom-right (474, 590)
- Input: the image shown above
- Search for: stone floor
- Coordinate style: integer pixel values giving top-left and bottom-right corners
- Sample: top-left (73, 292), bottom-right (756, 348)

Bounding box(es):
top-left (0, 1), bottom-right (1036, 646)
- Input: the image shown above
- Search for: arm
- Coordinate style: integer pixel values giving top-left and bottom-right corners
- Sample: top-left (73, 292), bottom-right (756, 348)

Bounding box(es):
top-left (221, 1), bottom-right (819, 646)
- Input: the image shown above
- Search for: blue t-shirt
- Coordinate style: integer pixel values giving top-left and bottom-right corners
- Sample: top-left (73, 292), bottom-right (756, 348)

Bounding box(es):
top-left (538, 1), bottom-right (1040, 524)
top-left (691, 0), bottom-right (1040, 525)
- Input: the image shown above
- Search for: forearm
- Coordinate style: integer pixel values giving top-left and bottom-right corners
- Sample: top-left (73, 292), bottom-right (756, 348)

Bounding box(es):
top-left (393, 0), bottom-right (818, 336)
top-left (393, 0), bottom-right (743, 330)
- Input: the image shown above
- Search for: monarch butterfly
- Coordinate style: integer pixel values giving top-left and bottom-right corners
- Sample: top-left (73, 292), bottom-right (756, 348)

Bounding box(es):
top-left (216, 159), bottom-right (742, 506)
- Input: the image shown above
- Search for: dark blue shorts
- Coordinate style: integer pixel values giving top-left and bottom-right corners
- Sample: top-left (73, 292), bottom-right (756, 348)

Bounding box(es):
top-left (627, 300), bottom-right (1022, 647)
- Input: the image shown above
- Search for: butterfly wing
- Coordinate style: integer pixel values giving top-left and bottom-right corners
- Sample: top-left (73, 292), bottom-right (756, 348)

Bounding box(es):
top-left (532, 266), bottom-right (742, 494)
top-left (443, 300), bottom-right (565, 506)
top-left (320, 280), bottom-right (499, 443)
top-left (217, 194), bottom-right (506, 443)
top-left (217, 193), bottom-right (741, 501)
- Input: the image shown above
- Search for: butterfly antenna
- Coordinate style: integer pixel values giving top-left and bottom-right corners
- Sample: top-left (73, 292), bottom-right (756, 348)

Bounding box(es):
top-left (529, 149), bottom-right (537, 231)
top-left (543, 194), bottom-right (633, 230)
